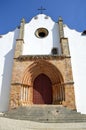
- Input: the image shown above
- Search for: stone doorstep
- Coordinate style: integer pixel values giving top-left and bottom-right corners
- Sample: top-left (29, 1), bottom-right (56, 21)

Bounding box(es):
top-left (3, 105), bottom-right (86, 123)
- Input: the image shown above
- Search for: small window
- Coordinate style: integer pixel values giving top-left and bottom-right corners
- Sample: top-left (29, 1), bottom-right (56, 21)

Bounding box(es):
top-left (35, 28), bottom-right (48, 38)
top-left (52, 48), bottom-right (58, 55)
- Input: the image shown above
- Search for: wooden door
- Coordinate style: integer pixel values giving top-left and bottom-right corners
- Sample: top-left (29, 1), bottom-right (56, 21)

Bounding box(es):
top-left (33, 74), bottom-right (52, 104)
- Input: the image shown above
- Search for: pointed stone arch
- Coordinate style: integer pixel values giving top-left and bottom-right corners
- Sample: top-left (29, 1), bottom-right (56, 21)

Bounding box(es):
top-left (22, 60), bottom-right (64, 85)
top-left (21, 60), bottom-right (65, 105)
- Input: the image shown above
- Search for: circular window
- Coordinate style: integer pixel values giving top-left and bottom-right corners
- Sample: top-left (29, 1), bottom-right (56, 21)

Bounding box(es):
top-left (35, 28), bottom-right (48, 38)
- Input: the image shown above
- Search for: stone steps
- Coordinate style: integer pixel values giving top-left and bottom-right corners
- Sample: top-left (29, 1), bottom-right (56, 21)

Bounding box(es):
top-left (4, 105), bottom-right (86, 123)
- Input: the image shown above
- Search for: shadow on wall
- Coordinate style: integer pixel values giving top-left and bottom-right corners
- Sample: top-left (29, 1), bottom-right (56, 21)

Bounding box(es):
top-left (51, 23), bottom-right (61, 55)
top-left (0, 29), bottom-right (19, 112)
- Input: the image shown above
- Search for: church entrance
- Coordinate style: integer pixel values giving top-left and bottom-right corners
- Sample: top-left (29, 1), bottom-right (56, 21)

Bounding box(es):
top-left (33, 74), bottom-right (52, 104)
top-left (20, 61), bottom-right (65, 106)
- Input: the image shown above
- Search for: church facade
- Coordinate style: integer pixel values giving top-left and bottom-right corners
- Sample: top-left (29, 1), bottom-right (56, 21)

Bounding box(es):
top-left (10, 15), bottom-right (75, 109)
top-left (0, 14), bottom-right (86, 113)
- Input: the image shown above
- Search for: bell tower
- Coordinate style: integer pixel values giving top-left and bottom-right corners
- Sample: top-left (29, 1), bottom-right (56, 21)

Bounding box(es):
top-left (10, 14), bottom-right (76, 109)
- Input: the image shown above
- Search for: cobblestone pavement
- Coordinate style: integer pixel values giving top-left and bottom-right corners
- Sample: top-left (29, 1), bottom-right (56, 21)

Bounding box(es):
top-left (0, 117), bottom-right (86, 130)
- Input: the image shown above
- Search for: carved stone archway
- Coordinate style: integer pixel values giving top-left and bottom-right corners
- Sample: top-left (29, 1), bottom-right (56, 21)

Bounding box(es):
top-left (21, 60), bottom-right (64, 106)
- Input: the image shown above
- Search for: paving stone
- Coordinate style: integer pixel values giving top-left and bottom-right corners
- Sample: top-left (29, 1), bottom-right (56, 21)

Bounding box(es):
top-left (0, 117), bottom-right (86, 130)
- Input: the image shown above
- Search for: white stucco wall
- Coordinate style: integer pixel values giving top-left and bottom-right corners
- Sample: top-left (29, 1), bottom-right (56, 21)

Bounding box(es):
top-left (0, 14), bottom-right (86, 114)
top-left (23, 14), bottom-right (61, 55)
top-left (0, 29), bottom-right (19, 112)
top-left (64, 25), bottom-right (86, 114)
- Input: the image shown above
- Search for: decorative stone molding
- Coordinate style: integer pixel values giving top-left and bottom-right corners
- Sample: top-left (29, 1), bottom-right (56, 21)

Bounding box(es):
top-left (15, 55), bottom-right (71, 61)
top-left (16, 39), bottom-right (24, 42)
top-left (11, 83), bottom-right (22, 86)
top-left (62, 81), bottom-right (74, 86)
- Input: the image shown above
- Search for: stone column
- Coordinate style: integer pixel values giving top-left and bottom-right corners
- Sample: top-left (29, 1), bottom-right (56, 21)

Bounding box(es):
top-left (9, 18), bottom-right (25, 109)
top-left (63, 83), bottom-right (76, 109)
top-left (52, 84), bottom-right (57, 104)
top-left (58, 16), bottom-right (64, 38)
top-left (52, 83), bottom-right (65, 105)
top-left (14, 18), bottom-right (25, 58)
top-left (58, 17), bottom-right (70, 56)
top-left (10, 84), bottom-right (21, 109)
top-left (28, 86), bottom-right (33, 105)
top-left (19, 18), bottom-right (25, 39)
top-left (60, 38), bottom-right (70, 56)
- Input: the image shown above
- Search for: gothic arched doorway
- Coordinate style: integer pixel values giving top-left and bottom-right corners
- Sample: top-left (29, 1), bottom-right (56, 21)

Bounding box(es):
top-left (21, 60), bottom-right (65, 106)
top-left (33, 74), bottom-right (52, 104)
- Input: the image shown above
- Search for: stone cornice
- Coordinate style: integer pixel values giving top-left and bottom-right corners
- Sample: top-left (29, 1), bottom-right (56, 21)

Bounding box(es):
top-left (63, 81), bottom-right (74, 86)
top-left (14, 55), bottom-right (71, 61)
top-left (16, 39), bottom-right (24, 43)
top-left (53, 81), bottom-right (74, 87)
top-left (11, 82), bottom-right (22, 86)
top-left (11, 82), bottom-right (31, 87)
top-left (11, 81), bottom-right (74, 86)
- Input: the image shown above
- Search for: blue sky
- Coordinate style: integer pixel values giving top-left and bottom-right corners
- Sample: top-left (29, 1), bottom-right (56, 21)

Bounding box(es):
top-left (0, 0), bottom-right (86, 34)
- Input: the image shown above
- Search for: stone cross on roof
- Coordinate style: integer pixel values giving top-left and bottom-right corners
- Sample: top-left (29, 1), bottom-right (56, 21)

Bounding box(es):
top-left (38, 6), bottom-right (46, 14)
